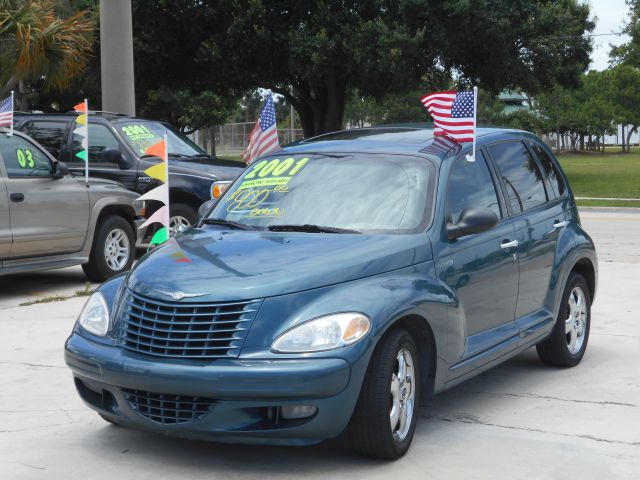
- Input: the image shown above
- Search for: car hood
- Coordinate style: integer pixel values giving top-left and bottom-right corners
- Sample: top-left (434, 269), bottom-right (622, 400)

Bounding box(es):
top-left (127, 228), bottom-right (432, 301)
top-left (169, 158), bottom-right (244, 181)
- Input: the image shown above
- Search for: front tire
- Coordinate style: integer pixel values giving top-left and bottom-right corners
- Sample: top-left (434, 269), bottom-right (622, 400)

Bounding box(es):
top-left (169, 202), bottom-right (197, 236)
top-left (348, 329), bottom-right (420, 460)
top-left (83, 215), bottom-right (135, 282)
top-left (536, 272), bottom-right (591, 367)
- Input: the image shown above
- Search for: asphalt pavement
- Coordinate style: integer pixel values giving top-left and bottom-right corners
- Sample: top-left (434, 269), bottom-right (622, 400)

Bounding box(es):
top-left (0, 208), bottom-right (639, 479)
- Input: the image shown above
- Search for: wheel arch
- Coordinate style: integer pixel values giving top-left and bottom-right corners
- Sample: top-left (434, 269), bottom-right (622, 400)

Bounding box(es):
top-left (571, 257), bottom-right (596, 304)
top-left (381, 313), bottom-right (438, 407)
top-left (169, 188), bottom-right (204, 209)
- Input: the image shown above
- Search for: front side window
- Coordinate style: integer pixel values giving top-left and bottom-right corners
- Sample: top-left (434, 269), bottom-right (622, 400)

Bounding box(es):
top-left (209, 154), bottom-right (435, 233)
top-left (0, 135), bottom-right (52, 178)
top-left (446, 150), bottom-right (501, 224)
top-left (72, 124), bottom-right (121, 163)
top-left (530, 142), bottom-right (566, 198)
top-left (488, 141), bottom-right (548, 214)
top-left (21, 121), bottom-right (67, 160)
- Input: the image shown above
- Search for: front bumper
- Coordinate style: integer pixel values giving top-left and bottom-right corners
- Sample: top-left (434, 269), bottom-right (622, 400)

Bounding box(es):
top-left (65, 332), bottom-right (360, 445)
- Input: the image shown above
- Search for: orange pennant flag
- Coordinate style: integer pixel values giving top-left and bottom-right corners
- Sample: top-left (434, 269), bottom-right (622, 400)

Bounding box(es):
top-left (145, 140), bottom-right (166, 160)
top-left (73, 101), bottom-right (87, 113)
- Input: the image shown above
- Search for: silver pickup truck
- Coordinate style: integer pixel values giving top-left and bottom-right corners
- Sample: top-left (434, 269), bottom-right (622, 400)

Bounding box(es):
top-left (0, 129), bottom-right (141, 282)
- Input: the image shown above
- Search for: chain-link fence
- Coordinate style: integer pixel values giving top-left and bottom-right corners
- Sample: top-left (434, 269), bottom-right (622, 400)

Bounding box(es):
top-left (190, 122), bottom-right (304, 157)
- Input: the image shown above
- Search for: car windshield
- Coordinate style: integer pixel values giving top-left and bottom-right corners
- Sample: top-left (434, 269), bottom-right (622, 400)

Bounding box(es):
top-left (208, 153), bottom-right (434, 234)
top-left (117, 121), bottom-right (206, 158)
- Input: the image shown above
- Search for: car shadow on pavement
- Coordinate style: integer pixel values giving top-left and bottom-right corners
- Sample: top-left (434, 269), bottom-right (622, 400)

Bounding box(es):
top-left (76, 347), bottom-right (561, 473)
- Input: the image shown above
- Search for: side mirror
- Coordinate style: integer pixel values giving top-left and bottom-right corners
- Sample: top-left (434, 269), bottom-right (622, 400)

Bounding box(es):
top-left (103, 148), bottom-right (132, 170)
top-left (52, 161), bottom-right (69, 178)
top-left (446, 208), bottom-right (499, 240)
top-left (198, 199), bottom-right (217, 220)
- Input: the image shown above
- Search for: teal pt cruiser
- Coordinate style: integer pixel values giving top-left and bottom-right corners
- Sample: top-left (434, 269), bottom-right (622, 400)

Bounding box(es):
top-left (65, 126), bottom-right (597, 459)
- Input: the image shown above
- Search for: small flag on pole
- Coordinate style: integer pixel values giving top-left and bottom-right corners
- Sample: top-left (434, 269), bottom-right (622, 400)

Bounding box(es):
top-left (242, 95), bottom-right (280, 165)
top-left (74, 99), bottom-right (89, 183)
top-left (0, 92), bottom-right (14, 135)
top-left (421, 87), bottom-right (478, 161)
top-left (140, 134), bottom-right (170, 248)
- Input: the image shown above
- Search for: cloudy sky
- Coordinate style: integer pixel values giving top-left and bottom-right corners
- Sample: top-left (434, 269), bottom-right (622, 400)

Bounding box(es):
top-left (589, 0), bottom-right (631, 70)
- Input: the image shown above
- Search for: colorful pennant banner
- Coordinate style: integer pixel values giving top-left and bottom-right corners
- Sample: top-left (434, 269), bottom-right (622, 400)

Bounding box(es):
top-left (139, 134), bottom-right (170, 248)
top-left (74, 99), bottom-right (89, 183)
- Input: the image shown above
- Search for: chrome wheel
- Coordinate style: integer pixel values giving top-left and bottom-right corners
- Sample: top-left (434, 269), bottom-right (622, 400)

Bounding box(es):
top-left (565, 286), bottom-right (588, 354)
top-left (390, 347), bottom-right (416, 442)
top-left (169, 215), bottom-right (191, 236)
top-left (104, 228), bottom-right (130, 271)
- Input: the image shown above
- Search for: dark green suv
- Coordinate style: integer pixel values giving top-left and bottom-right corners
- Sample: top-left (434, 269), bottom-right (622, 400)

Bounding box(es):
top-left (14, 112), bottom-right (244, 235)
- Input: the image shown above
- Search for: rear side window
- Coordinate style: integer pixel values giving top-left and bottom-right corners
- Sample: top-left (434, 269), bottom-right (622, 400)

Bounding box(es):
top-left (488, 141), bottom-right (548, 214)
top-left (20, 121), bottom-right (67, 160)
top-left (530, 142), bottom-right (566, 198)
top-left (446, 150), bottom-right (502, 224)
top-left (0, 135), bottom-right (52, 178)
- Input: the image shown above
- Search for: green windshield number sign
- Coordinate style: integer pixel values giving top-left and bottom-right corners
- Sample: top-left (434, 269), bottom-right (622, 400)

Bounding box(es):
top-left (239, 157), bottom-right (310, 189)
top-left (16, 148), bottom-right (35, 169)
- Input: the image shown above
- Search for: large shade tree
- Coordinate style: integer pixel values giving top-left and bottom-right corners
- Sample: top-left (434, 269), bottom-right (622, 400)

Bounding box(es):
top-left (206, 0), bottom-right (594, 137)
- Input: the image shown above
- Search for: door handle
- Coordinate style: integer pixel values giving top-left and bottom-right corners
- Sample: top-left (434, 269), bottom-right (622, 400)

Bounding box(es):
top-left (553, 220), bottom-right (568, 230)
top-left (10, 193), bottom-right (24, 203)
top-left (500, 239), bottom-right (519, 249)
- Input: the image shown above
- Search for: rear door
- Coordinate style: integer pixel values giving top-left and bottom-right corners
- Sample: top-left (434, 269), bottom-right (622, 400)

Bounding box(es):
top-left (487, 140), bottom-right (565, 331)
top-left (0, 135), bottom-right (89, 258)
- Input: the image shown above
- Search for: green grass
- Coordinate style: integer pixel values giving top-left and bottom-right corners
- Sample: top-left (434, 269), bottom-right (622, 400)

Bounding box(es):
top-left (556, 150), bottom-right (640, 207)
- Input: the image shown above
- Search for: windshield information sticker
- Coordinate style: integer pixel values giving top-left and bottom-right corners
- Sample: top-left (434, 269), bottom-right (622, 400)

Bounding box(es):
top-left (121, 124), bottom-right (159, 153)
top-left (237, 157), bottom-right (310, 189)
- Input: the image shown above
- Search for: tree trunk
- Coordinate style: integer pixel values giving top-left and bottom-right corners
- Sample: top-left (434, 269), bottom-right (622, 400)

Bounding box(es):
top-left (626, 126), bottom-right (637, 152)
top-left (555, 128), bottom-right (561, 154)
top-left (621, 125), bottom-right (626, 152)
top-left (580, 135), bottom-right (585, 151)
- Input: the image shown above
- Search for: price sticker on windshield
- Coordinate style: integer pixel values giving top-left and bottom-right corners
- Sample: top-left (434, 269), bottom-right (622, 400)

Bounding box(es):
top-left (238, 157), bottom-right (310, 189)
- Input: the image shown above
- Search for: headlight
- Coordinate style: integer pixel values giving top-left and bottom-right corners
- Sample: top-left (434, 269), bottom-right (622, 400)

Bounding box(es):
top-left (78, 292), bottom-right (110, 336)
top-left (272, 313), bottom-right (371, 353)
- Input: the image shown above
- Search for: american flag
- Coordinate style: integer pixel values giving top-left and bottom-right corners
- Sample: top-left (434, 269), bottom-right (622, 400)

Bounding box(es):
top-left (420, 90), bottom-right (476, 142)
top-left (242, 95), bottom-right (280, 165)
top-left (0, 93), bottom-right (13, 129)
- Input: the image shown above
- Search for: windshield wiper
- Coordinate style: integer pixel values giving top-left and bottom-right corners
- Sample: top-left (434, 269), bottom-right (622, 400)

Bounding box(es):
top-left (201, 218), bottom-right (251, 230)
top-left (268, 224), bottom-right (361, 234)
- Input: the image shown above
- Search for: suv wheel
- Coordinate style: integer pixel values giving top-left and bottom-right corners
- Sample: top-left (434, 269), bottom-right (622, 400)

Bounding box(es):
top-left (348, 329), bottom-right (420, 459)
top-left (536, 272), bottom-right (591, 367)
top-left (83, 215), bottom-right (135, 282)
top-left (169, 203), bottom-right (197, 236)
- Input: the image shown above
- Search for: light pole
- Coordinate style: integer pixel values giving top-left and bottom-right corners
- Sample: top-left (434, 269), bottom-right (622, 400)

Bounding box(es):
top-left (100, 0), bottom-right (136, 116)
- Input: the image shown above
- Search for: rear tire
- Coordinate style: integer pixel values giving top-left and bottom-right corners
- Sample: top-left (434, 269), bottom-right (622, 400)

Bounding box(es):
top-left (348, 329), bottom-right (420, 460)
top-left (536, 272), bottom-right (591, 367)
top-left (83, 215), bottom-right (135, 282)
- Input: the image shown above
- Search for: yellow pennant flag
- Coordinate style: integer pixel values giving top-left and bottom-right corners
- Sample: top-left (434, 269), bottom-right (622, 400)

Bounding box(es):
top-left (76, 114), bottom-right (87, 125)
top-left (144, 163), bottom-right (167, 183)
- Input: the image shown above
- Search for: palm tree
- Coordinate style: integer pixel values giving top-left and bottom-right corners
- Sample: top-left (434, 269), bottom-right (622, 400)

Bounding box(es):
top-left (0, 0), bottom-right (93, 105)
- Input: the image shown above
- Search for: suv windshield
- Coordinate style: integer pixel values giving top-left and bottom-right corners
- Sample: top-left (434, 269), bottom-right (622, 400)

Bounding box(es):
top-left (116, 121), bottom-right (207, 158)
top-left (208, 154), bottom-right (434, 234)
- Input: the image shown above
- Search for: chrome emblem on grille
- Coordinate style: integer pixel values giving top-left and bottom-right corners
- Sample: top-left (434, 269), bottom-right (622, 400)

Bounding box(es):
top-left (153, 289), bottom-right (208, 300)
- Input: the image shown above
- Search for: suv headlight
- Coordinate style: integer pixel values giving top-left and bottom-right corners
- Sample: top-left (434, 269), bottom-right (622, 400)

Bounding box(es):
top-left (272, 313), bottom-right (371, 353)
top-left (78, 292), bottom-right (110, 336)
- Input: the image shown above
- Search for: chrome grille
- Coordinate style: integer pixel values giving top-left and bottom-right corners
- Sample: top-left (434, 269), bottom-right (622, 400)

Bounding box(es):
top-left (120, 290), bottom-right (261, 359)
top-left (122, 389), bottom-right (214, 424)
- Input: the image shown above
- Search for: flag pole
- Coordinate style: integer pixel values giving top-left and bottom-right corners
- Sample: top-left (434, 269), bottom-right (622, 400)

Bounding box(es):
top-left (9, 91), bottom-right (14, 136)
top-left (465, 86), bottom-right (478, 163)
top-left (84, 98), bottom-right (89, 185)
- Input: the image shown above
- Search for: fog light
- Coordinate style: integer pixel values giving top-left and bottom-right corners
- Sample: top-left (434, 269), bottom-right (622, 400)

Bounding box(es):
top-left (281, 405), bottom-right (317, 420)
